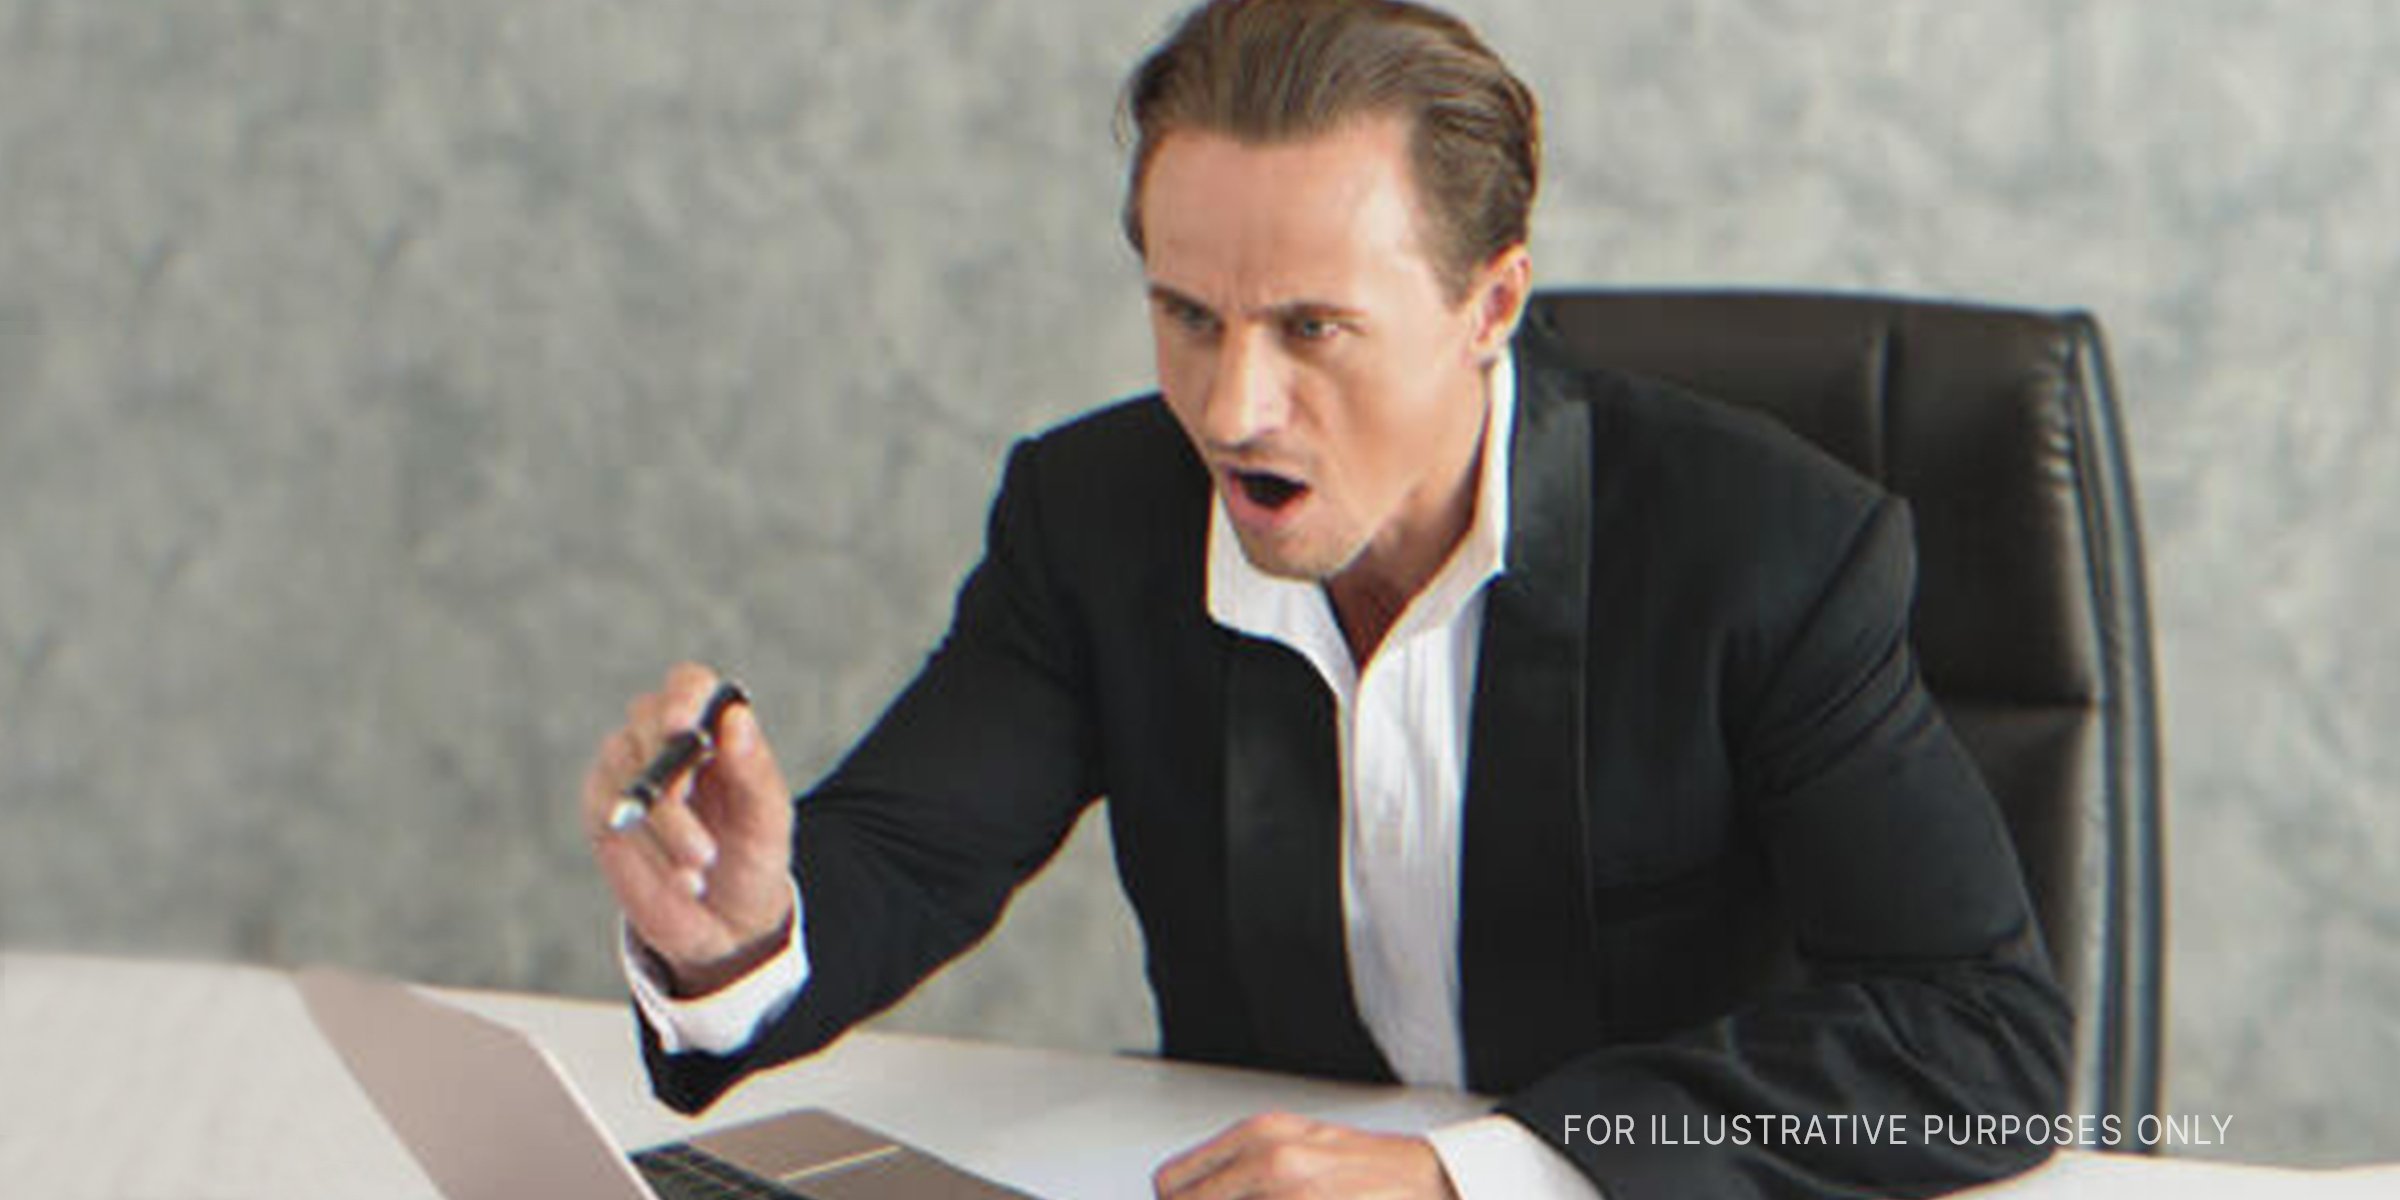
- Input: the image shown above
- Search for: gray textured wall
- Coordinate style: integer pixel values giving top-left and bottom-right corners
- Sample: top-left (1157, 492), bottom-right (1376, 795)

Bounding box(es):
top-left (3, 0), bottom-right (2394, 1168)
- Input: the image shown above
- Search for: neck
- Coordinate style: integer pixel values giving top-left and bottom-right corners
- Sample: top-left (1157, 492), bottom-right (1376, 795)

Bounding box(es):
top-left (1325, 424), bottom-right (1486, 669)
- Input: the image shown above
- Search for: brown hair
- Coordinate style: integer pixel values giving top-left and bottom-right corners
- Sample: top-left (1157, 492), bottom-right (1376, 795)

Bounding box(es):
top-left (1119, 0), bottom-right (1541, 300)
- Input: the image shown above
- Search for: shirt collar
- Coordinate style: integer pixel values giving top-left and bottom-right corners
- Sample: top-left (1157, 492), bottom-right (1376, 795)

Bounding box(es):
top-left (1206, 348), bottom-right (1517, 671)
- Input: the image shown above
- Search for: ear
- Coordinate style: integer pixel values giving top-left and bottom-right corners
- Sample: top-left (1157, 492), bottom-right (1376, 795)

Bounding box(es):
top-left (1466, 244), bottom-right (1533, 362)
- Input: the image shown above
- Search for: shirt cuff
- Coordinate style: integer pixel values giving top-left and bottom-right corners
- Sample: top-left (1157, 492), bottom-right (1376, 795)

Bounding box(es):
top-left (1427, 1114), bottom-right (1604, 1200)
top-left (619, 874), bottom-right (809, 1056)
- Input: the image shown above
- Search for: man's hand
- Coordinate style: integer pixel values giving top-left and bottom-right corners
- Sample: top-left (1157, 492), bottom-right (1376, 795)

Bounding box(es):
top-left (1153, 1112), bottom-right (1459, 1200)
top-left (582, 662), bottom-right (796, 997)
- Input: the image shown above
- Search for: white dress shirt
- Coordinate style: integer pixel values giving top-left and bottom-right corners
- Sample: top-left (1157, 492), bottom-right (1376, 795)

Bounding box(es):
top-left (626, 349), bottom-right (1600, 1198)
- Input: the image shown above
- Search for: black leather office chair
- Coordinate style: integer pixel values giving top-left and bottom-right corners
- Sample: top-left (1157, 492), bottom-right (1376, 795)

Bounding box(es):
top-left (1525, 289), bottom-right (2165, 1139)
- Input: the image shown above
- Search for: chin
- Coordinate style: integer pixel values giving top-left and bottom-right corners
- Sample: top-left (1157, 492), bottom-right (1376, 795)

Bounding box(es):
top-left (1233, 528), bottom-right (1361, 584)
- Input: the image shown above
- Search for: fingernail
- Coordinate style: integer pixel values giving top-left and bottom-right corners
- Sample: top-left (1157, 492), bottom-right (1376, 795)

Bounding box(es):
top-left (682, 869), bottom-right (708, 899)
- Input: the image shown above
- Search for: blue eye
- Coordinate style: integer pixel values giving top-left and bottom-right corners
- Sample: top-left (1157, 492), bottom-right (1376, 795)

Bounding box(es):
top-left (1164, 299), bottom-right (1217, 335)
top-left (1286, 315), bottom-right (1338, 342)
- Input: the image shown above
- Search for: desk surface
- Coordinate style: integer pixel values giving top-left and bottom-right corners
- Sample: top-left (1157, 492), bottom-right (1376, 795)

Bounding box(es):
top-left (4, 953), bottom-right (2395, 1199)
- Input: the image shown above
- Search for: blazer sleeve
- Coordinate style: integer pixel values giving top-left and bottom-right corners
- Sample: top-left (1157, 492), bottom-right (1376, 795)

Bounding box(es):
top-left (1498, 498), bottom-right (2075, 1199)
top-left (641, 438), bottom-right (1105, 1114)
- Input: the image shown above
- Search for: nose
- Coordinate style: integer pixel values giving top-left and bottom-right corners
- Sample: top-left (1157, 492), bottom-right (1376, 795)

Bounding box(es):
top-left (1196, 329), bottom-right (1288, 451)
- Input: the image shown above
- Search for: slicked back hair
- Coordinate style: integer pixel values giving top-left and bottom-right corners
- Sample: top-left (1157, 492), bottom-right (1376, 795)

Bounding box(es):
top-left (1119, 0), bottom-right (1541, 301)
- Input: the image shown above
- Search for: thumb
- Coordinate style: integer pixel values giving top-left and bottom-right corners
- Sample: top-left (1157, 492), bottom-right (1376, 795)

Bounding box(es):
top-left (706, 702), bottom-right (794, 853)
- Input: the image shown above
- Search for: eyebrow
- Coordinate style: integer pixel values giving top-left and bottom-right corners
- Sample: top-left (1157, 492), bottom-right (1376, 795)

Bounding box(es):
top-left (1145, 283), bottom-right (1367, 324)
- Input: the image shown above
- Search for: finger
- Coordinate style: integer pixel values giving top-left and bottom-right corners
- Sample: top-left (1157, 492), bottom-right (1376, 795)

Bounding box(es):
top-left (594, 814), bottom-right (704, 902)
top-left (583, 726), bottom-right (689, 846)
top-left (1154, 1118), bottom-right (1263, 1197)
top-left (642, 788), bottom-right (720, 873)
top-left (623, 686), bottom-right (670, 764)
top-left (658, 661), bottom-right (727, 731)
top-left (585, 740), bottom-right (713, 904)
top-left (587, 691), bottom-right (734, 968)
top-left (596, 830), bottom-right (718, 959)
top-left (693, 703), bottom-right (791, 861)
top-left (620, 666), bottom-right (738, 827)
top-left (591, 802), bottom-right (705, 926)
top-left (621, 663), bottom-right (719, 763)
top-left (1166, 1113), bottom-right (1335, 1199)
top-left (673, 704), bottom-right (796, 934)
top-left (1156, 1147), bottom-right (1263, 1200)
top-left (581, 729), bottom-right (650, 842)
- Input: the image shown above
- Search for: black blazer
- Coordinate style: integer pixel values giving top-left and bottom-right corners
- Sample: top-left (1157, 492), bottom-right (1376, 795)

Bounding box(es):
top-left (642, 327), bottom-right (2073, 1198)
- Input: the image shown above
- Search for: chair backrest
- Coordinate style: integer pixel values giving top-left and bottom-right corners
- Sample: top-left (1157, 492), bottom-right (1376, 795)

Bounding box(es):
top-left (1525, 289), bottom-right (2165, 1135)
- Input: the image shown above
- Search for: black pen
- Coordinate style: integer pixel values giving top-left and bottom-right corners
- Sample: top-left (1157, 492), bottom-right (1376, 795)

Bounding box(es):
top-left (607, 680), bottom-right (750, 832)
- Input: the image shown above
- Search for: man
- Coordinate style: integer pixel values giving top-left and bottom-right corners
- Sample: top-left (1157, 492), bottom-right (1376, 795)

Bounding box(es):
top-left (581, 1), bottom-right (2071, 1196)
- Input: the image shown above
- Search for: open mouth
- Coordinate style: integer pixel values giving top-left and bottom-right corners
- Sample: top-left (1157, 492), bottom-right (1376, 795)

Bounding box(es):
top-left (1233, 469), bottom-right (1308, 512)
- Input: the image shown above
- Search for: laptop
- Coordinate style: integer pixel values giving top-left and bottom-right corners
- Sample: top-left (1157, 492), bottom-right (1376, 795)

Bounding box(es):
top-left (296, 966), bottom-right (1040, 1200)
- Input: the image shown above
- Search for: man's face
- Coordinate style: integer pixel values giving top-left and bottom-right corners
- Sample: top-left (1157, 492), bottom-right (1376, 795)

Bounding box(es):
top-left (1140, 116), bottom-right (1510, 585)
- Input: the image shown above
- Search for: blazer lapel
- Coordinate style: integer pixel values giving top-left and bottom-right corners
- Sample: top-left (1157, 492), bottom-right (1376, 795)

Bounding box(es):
top-left (1222, 635), bottom-right (1395, 1082)
top-left (1460, 353), bottom-right (1606, 1092)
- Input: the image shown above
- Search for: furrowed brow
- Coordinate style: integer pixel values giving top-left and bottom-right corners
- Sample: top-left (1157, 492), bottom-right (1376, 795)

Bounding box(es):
top-left (1147, 283), bottom-right (1215, 316)
top-left (1267, 299), bottom-right (1367, 323)
top-left (1147, 285), bottom-right (1363, 322)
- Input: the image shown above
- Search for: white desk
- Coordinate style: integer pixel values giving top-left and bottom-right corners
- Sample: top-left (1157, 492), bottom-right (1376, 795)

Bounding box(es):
top-left (3, 953), bottom-right (2395, 1199)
